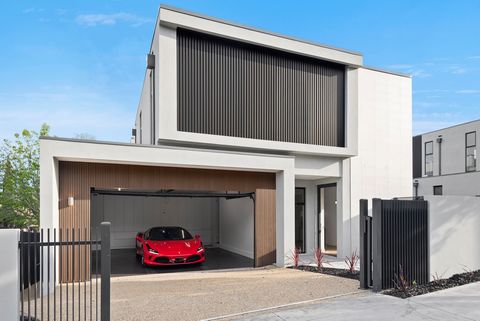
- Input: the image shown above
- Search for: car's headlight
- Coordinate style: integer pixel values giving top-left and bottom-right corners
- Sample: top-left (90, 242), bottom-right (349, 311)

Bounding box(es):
top-left (197, 246), bottom-right (204, 253)
top-left (146, 244), bottom-right (158, 254)
top-left (148, 248), bottom-right (158, 254)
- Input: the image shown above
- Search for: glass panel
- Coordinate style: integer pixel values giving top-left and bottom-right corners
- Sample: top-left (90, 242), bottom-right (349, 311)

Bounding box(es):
top-left (425, 141), bottom-right (433, 154)
top-left (294, 188), bottom-right (305, 253)
top-left (295, 204), bottom-right (305, 252)
top-left (433, 186), bottom-right (443, 195)
top-left (466, 146), bottom-right (476, 172)
top-left (425, 154), bottom-right (433, 176)
top-left (466, 132), bottom-right (476, 147)
top-left (295, 188), bottom-right (305, 203)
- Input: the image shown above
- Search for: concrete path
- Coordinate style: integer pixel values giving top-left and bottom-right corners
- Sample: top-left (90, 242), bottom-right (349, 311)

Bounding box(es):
top-left (228, 282), bottom-right (480, 321)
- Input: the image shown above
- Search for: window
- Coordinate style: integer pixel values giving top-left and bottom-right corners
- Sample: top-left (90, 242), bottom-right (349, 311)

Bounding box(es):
top-left (433, 185), bottom-right (443, 195)
top-left (466, 132), bottom-right (476, 172)
top-left (295, 188), bottom-right (306, 253)
top-left (424, 141), bottom-right (433, 176)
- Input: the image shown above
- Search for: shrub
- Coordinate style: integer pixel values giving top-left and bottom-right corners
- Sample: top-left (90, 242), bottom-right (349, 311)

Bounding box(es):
top-left (313, 247), bottom-right (325, 271)
top-left (393, 265), bottom-right (409, 295)
top-left (290, 247), bottom-right (301, 268)
top-left (344, 250), bottom-right (359, 273)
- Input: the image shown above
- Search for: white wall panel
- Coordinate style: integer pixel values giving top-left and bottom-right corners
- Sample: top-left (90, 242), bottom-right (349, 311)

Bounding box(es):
top-left (219, 197), bottom-right (254, 258)
top-left (92, 194), bottom-right (219, 249)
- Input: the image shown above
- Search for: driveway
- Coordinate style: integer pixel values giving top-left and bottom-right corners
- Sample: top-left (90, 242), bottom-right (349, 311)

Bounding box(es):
top-left (110, 267), bottom-right (361, 321)
top-left (230, 282), bottom-right (480, 321)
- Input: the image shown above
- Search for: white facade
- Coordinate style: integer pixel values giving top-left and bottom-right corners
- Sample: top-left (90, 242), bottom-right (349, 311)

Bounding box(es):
top-left (40, 5), bottom-right (412, 267)
top-left (414, 119), bottom-right (479, 196)
top-left (426, 195), bottom-right (480, 278)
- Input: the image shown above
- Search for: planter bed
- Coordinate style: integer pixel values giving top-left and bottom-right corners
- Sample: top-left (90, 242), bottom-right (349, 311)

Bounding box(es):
top-left (290, 266), bottom-right (360, 280)
top-left (383, 269), bottom-right (480, 299)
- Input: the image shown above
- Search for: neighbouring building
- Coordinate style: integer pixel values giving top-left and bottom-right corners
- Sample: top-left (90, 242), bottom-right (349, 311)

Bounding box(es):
top-left (413, 119), bottom-right (480, 197)
top-left (40, 5), bottom-right (412, 278)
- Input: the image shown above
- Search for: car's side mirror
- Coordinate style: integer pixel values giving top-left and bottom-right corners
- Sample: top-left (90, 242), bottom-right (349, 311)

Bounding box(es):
top-left (194, 234), bottom-right (200, 239)
top-left (136, 232), bottom-right (144, 240)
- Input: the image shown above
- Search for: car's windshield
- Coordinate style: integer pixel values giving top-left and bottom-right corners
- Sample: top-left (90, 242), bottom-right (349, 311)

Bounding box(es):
top-left (147, 227), bottom-right (193, 241)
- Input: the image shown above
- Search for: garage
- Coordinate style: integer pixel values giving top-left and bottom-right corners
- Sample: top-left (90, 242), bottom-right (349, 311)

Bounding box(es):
top-left (56, 161), bottom-right (277, 281)
top-left (90, 188), bottom-right (255, 275)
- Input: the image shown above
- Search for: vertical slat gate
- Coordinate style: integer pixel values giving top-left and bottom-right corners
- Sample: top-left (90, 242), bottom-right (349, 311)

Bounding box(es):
top-left (360, 198), bottom-right (429, 292)
top-left (18, 223), bottom-right (111, 321)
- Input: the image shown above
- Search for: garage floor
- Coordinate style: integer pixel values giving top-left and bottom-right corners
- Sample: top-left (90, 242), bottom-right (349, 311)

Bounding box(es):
top-left (110, 247), bottom-right (254, 276)
top-left (110, 267), bottom-right (361, 321)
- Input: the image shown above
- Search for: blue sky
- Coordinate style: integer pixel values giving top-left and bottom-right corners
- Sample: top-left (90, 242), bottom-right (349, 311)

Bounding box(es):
top-left (1, 1), bottom-right (479, 142)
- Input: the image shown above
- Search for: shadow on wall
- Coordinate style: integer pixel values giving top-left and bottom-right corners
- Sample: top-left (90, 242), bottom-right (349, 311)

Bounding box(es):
top-left (426, 195), bottom-right (480, 278)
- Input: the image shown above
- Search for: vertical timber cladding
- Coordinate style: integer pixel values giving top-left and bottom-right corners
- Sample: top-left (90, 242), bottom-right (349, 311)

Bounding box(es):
top-left (58, 161), bottom-right (276, 281)
top-left (177, 28), bottom-right (346, 147)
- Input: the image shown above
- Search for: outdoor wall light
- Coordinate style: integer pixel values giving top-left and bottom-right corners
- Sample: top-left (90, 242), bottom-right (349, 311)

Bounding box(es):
top-left (67, 196), bottom-right (74, 207)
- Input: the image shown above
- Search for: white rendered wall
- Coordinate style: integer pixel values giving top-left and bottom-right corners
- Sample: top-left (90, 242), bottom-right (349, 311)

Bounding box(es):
top-left (92, 194), bottom-right (219, 249)
top-left (0, 229), bottom-right (20, 321)
top-left (218, 198), bottom-right (254, 258)
top-left (426, 195), bottom-right (480, 278)
top-left (349, 68), bottom-right (412, 256)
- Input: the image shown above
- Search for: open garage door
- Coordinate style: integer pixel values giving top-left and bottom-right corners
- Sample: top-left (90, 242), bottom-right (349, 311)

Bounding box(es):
top-left (91, 189), bottom-right (255, 274)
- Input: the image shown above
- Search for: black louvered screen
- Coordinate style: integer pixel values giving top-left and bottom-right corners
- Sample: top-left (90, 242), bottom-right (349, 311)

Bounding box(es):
top-left (361, 198), bottom-right (429, 291)
top-left (177, 28), bottom-right (345, 147)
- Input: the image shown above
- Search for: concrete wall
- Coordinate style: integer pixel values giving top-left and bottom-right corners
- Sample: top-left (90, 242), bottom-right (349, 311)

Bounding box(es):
top-left (0, 229), bottom-right (20, 321)
top-left (426, 195), bottom-right (480, 278)
top-left (324, 186), bottom-right (337, 247)
top-left (349, 67), bottom-right (412, 257)
top-left (218, 198), bottom-right (254, 258)
top-left (420, 120), bottom-right (480, 177)
top-left (92, 194), bottom-right (219, 249)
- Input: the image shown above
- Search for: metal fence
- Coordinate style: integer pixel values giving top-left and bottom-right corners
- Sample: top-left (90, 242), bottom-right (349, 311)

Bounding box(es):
top-left (19, 222), bottom-right (111, 321)
top-left (360, 198), bottom-right (429, 291)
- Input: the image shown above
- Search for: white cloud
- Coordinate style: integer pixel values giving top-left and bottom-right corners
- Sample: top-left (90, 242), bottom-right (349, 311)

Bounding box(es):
top-left (448, 65), bottom-right (467, 74)
top-left (75, 12), bottom-right (152, 27)
top-left (456, 89), bottom-right (480, 94)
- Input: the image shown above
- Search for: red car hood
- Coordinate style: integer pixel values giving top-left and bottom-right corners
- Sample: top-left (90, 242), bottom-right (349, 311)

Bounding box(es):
top-left (145, 239), bottom-right (202, 256)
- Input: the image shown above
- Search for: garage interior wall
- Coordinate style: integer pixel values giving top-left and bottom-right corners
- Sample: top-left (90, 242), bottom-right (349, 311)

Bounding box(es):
top-left (219, 197), bottom-right (254, 259)
top-left (91, 194), bottom-right (220, 249)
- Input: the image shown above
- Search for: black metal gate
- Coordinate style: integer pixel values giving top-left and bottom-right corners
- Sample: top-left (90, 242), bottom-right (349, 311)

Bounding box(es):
top-left (19, 222), bottom-right (111, 321)
top-left (360, 198), bottom-right (429, 292)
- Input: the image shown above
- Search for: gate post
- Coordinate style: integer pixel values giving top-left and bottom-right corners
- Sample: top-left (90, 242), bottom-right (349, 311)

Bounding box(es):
top-left (359, 199), bottom-right (369, 289)
top-left (0, 229), bottom-right (20, 321)
top-left (372, 198), bottom-right (382, 292)
top-left (101, 222), bottom-right (111, 321)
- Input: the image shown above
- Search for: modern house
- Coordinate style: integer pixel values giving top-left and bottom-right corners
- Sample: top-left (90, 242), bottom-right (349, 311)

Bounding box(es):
top-left (413, 119), bottom-right (479, 197)
top-left (40, 5), bottom-right (412, 278)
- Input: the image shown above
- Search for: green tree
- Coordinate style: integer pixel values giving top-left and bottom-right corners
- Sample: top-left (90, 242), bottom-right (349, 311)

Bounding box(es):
top-left (0, 124), bottom-right (49, 228)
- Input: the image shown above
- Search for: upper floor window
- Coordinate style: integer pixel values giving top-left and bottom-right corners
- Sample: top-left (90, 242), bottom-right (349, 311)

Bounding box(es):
top-left (466, 131), bottom-right (476, 172)
top-left (425, 141), bottom-right (433, 176)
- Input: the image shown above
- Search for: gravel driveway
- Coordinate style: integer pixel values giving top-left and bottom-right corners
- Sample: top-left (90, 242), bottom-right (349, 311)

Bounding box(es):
top-left (110, 267), bottom-right (360, 321)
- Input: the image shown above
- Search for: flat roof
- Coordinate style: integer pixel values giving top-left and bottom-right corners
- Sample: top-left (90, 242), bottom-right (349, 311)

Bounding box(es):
top-left (39, 136), bottom-right (295, 159)
top-left (416, 118), bottom-right (480, 136)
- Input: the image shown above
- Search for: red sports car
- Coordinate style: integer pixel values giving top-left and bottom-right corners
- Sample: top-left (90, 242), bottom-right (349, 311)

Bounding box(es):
top-left (135, 226), bottom-right (205, 266)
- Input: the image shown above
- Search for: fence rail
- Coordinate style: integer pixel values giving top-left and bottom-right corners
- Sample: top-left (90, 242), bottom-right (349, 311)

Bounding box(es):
top-left (18, 222), bottom-right (110, 321)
